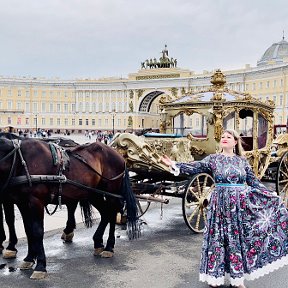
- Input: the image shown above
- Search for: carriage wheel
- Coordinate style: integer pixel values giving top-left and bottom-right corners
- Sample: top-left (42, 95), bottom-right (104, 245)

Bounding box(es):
top-left (276, 151), bottom-right (288, 207)
top-left (182, 173), bottom-right (214, 233)
top-left (136, 198), bottom-right (151, 218)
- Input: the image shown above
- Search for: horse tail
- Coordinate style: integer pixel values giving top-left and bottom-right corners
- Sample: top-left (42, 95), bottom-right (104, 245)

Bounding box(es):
top-left (120, 168), bottom-right (140, 239)
top-left (79, 200), bottom-right (93, 228)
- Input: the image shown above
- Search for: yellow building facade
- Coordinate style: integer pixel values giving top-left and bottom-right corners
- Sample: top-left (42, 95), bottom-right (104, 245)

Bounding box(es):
top-left (0, 39), bottom-right (288, 134)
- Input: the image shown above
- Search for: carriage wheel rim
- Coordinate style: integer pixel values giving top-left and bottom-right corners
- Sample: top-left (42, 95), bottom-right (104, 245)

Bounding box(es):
top-left (183, 173), bottom-right (214, 233)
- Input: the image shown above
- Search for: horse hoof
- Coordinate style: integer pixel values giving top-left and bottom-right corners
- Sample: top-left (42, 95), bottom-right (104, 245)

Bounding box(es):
top-left (94, 247), bottom-right (104, 256)
top-left (3, 249), bottom-right (17, 259)
top-left (19, 261), bottom-right (35, 270)
top-left (61, 232), bottom-right (74, 242)
top-left (30, 271), bottom-right (47, 279)
top-left (100, 250), bottom-right (114, 258)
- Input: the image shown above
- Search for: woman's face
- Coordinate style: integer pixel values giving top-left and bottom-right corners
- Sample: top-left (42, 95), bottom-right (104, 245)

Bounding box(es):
top-left (220, 132), bottom-right (237, 150)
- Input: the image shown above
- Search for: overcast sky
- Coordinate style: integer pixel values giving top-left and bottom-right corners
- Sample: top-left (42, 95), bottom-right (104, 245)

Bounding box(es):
top-left (0, 0), bottom-right (287, 79)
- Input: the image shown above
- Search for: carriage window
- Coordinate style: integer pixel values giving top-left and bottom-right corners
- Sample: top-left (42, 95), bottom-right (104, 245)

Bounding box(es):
top-left (258, 114), bottom-right (268, 149)
top-left (174, 112), bottom-right (207, 138)
top-left (223, 112), bottom-right (235, 130)
top-left (239, 109), bottom-right (254, 151)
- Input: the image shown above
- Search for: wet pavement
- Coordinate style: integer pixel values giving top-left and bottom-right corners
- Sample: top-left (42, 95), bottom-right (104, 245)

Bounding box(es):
top-left (1, 187), bottom-right (288, 288)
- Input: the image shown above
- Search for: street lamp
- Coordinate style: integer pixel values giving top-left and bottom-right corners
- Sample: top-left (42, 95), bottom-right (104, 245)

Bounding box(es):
top-left (34, 113), bottom-right (38, 135)
top-left (112, 110), bottom-right (116, 135)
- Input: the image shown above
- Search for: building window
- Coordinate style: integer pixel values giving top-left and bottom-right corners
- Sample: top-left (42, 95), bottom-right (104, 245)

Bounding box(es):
top-left (266, 81), bottom-right (270, 88)
top-left (86, 119), bottom-right (89, 125)
top-left (71, 103), bottom-right (75, 112)
top-left (117, 119), bottom-right (121, 126)
top-left (259, 82), bottom-right (263, 89)
top-left (8, 117), bottom-right (12, 125)
top-left (280, 95), bottom-right (283, 106)
top-left (33, 102), bottom-right (38, 113)
top-left (50, 118), bottom-right (53, 126)
top-left (18, 90), bottom-right (22, 97)
top-left (274, 80), bottom-right (277, 88)
top-left (79, 119), bottom-right (82, 126)
top-left (98, 119), bottom-right (102, 127)
top-left (92, 119), bottom-right (95, 126)
top-left (25, 118), bottom-right (29, 125)
top-left (85, 102), bottom-right (89, 112)
top-left (17, 102), bottom-right (22, 110)
top-left (273, 95), bottom-right (277, 104)
top-left (42, 118), bottom-right (45, 125)
top-left (25, 102), bottom-right (30, 112)
top-left (64, 118), bottom-right (68, 126)
top-left (50, 103), bottom-right (53, 112)
top-left (57, 103), bottom-right (61, 112)
top-left (17, 117), bottom-right (21, 125)
top-left (8, 101), bottom-right (13, 109)
top-left (42, 103), bottom-right (46, 112)
top-left (57, 118), bottom-right (60, 126)
top-left (8, 89), bottom-right (12, 97)
top-left (64, 104), bottom-right (68, 113)
top-left (72, 118), bottom-right (75, 126)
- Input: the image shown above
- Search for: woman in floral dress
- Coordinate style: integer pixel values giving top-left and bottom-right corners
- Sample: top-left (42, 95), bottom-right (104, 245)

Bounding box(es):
top-left (161, 129), bottom-right (288, 288)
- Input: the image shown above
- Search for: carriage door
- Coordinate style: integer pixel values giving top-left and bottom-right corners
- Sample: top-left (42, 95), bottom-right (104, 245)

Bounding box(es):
top-left (239, 109), bottom-right (254, 151)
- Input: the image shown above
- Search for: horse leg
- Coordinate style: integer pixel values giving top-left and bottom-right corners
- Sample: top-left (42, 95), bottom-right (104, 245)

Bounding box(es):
top-left (2, 202), bottom-right (18, 258)
top-left (61, 201), bottom-right (78, 242)
top-left (101, 209), bottom-right (117, 258)
top-left (92, 209), bottom-right (109, 256)
top-left (0, 204), bottom-right (6, 252)
top-left (17, 202), bottom-right (47, 279)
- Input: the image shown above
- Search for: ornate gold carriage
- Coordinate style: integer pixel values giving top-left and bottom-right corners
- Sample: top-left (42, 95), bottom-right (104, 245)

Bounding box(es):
top-left (111, 70), bottom-right (288, 233)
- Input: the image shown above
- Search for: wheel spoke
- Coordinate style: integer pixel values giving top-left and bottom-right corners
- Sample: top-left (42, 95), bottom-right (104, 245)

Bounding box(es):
top-left (279, 169), bottom-right (288, 179)
top-left (195, 208), bottom-right (203, 230)
top-left (189, 187), bottom-right (200, 201)
top-left (185, 201), bottom-right (199, 208)
top-left (280, 182), bottom-right (288, 199)
top-left (188, 206), bottom-right (199, 222)
top-left (196, 177), bottom-right (201, 197)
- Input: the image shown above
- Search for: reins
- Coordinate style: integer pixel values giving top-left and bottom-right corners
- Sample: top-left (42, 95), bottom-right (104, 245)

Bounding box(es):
top-left (71, 153), bottom-right (125, 182)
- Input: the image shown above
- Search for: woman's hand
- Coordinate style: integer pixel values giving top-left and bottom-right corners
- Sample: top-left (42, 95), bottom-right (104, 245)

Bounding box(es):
top-left (160, 155), bottom-right (180, 176)
top-left (160, 155), bottom-right (174, 167)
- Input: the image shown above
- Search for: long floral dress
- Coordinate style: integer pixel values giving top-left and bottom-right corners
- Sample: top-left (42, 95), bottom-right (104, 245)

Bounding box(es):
top-left (176, 154), bottom-right (288, 286)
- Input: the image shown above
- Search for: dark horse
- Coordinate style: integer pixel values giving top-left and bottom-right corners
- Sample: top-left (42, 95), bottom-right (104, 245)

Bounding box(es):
top-left (0, 137), bottom-right (138, 279)
top-left (0, 133), bottom-right (80, 258)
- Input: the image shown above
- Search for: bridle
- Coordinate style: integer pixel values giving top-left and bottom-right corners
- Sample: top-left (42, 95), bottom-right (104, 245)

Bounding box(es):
top-left (0, 139), bottom-right (31, 194)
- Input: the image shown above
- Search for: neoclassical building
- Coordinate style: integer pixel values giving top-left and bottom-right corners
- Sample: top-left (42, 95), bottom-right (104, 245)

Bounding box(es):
top-left (0, 38), bottom-right (288, 134)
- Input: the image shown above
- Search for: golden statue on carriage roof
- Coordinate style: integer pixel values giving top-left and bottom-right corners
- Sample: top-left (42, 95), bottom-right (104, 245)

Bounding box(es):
top-left (111, 69), bottom-right (288, 232)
